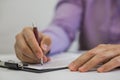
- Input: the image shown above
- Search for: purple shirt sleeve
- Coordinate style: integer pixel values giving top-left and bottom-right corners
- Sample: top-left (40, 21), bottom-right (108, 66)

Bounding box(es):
top-left (43, 0), bottom-right (83, 55)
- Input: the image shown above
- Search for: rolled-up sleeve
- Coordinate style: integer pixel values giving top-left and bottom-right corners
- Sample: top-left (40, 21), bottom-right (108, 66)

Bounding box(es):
top-left (43, 0), bottom-right (84, 55)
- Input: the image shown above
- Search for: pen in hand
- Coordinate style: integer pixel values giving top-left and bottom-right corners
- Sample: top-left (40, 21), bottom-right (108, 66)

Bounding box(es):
top-left (33, 24), bottom-right (44, 65)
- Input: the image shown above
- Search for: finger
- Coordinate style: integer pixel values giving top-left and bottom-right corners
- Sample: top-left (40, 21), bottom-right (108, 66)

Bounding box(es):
top-left (78, 50), bottom-right (119, 72)
top-left (15, 32), bottom-right (39, 60)
top-left (43, 55), bottom-right (51, 63)
top-left (22, 27), bottom-right (43, 59)
top-left (97, 55), bottom-right (120, 72)
top-left (69, 51), bottom-right (95, 71)
top-left (40, 34), bottom-right (51, 54)
top-left (15, 44), bottom-right (39, 63)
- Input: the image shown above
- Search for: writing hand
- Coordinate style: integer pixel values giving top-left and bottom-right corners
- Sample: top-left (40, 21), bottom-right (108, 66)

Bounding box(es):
top-left (14, 27), bottom-right (51, 64)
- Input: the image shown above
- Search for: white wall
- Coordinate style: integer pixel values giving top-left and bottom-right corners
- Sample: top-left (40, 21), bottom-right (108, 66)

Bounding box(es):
top-left (0, 0), bottom-right (78, 54)
top-left (0, 0), bottom-right (58, 54)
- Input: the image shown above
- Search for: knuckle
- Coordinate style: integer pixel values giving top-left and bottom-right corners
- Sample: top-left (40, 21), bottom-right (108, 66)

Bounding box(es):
top-left (88, 52), bottom-right (95, 56)
top-left (97, 53), bottom-right (107, 59)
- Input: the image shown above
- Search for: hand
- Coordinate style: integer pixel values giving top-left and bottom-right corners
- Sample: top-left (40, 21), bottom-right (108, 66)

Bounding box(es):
top-left (69, 44), bottom-right (120, 72)
top-left (14, 27), bottom-right (51, 64)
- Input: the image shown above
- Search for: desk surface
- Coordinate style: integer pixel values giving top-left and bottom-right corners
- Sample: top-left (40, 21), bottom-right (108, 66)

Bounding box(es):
top-left (0, 52), bottom-right (120, 80)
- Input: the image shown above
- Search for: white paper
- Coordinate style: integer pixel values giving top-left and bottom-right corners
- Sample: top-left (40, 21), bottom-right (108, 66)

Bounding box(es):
top-left (28, 52), bottom-right (80, 69)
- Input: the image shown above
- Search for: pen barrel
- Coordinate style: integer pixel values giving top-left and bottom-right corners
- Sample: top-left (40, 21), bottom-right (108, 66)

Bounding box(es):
top-left (33, 26), bottom-right (44, 65)
top-left (33, 27), bottom-right (41, 44)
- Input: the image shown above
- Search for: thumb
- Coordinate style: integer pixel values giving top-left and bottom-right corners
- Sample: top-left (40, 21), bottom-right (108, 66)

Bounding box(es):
top-left (40, 35), bottom-right (51, 54)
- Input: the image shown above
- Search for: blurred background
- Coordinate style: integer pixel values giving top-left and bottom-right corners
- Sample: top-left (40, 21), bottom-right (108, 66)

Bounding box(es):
top-left (0, 0), bottom-right (78, 54)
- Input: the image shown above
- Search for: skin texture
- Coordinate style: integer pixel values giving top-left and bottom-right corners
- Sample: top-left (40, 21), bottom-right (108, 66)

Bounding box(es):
top-left (69, 44), bottom-right (120, 72)
top-left (14, 27), bottom-right (51, 64)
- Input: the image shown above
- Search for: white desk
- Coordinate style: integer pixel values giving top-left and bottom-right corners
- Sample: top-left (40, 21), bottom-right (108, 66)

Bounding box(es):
top-left (0, 52), bottom-right (120, 80)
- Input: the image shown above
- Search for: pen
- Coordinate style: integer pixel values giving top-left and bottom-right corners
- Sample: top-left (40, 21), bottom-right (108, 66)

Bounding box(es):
top-left (33, 24), bottom-right (44, 65)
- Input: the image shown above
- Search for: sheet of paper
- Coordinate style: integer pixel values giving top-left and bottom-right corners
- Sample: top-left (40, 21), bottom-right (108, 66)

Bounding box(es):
top-left (28, 52), bottom-right (104, 71)
top-left (28, 52), bottom-right (80, 69)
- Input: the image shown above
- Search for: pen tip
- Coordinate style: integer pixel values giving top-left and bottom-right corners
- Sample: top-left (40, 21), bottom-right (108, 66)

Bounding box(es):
top-left (40, 58), bottom-right (44, 65)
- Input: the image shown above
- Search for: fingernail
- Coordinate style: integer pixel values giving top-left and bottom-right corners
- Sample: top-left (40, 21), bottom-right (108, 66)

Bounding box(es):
top-left (79, 67), bottom-right (86, 72)
top-left (43, 56), bottom-right (47, 63)
top-left (69, 63), bottom-right (77, 71)
top-left (97, 68), bottom-right (104, 73)
top-left (36, 53), bottom-right (42, 59)
top-left (43, 56), bottom-right (50, 63)
top-left (42, 44), bottom-right (49, 51)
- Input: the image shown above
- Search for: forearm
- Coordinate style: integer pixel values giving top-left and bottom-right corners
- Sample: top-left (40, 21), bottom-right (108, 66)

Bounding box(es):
top-left (43, 0), bottom-right (83, 55)
top-left (43, 25), bottom-right (70, 55)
